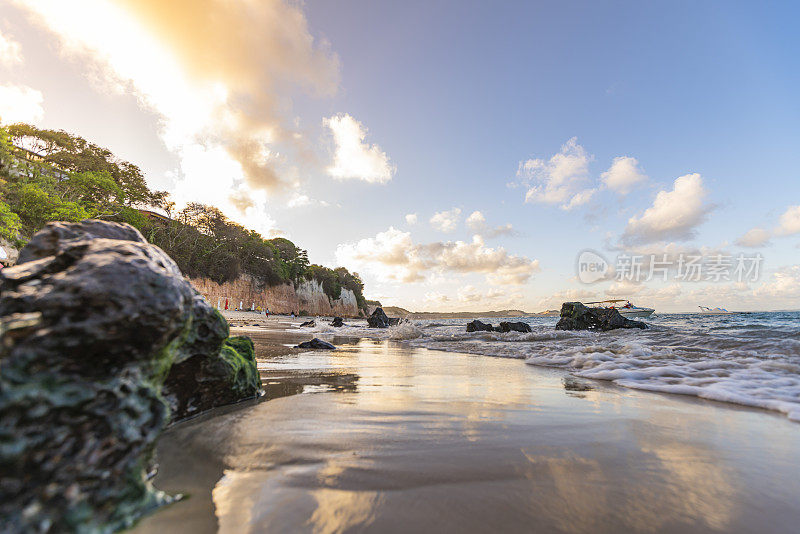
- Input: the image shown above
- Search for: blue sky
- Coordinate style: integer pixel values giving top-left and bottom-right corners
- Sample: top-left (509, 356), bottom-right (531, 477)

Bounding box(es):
top-left (2, 0), bottom-right (799, 311)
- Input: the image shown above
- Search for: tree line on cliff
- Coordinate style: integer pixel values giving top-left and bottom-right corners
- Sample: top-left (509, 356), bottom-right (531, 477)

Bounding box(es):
top-left (0, 123), bottom-right (369, 310)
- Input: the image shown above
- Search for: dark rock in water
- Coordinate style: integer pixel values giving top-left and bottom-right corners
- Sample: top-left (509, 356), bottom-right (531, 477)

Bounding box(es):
top-left (555, 302), bottom-right (648, 331)
top-left (388, 317), bottom-right (401, 326)
top-left (331, 317), bottom-right (344, 327)
top-left (295, 338), bottom-right (336, 350)
top-left (563, 376), bottom-right (594, 392)
top-left (497, 321), bottom-right (532, 333)
top-left (466, 319), bottom-right (495, 332)
top-left (367, 307), bottom-right (392, 328)
top-left (0, 220), bottom-right (260, 533)
top-left (299, 319), bottom-right (316, 328)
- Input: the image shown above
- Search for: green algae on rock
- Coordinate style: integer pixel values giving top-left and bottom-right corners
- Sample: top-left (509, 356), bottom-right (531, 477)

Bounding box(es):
top-left (163, 309), bottom-right (260, 420)
top-left (0, 220), bottom-right (260, 533)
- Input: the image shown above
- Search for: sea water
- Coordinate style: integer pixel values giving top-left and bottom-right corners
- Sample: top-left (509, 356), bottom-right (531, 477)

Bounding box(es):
top-left (299, 311), bottom-right (800, 421)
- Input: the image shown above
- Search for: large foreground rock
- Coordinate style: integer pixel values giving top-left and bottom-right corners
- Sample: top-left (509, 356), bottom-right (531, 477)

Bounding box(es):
top-left (0, 220), bottom-right (259, 532)
top-left (555, 302), bottom-right (648, 331)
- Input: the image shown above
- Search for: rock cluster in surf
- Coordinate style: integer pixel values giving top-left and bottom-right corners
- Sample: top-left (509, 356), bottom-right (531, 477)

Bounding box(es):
top-left (466, 320), bottom-right (532, 333)
top-left (555, 301), bottom-right (648, 331)
top-left (0, 220), bottom-right (260, 532)
top-left (367, 307), bottom-right (401, 328)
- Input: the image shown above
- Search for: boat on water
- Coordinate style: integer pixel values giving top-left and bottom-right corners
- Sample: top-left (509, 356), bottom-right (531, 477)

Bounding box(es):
top-left (698, 305), bottom-right (734, 315)
top-left (584, 299), bottom-right (655, 318)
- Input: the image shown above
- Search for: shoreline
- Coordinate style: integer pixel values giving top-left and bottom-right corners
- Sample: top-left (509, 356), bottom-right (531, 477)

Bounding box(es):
top-left (133, 319), bottom-right (800, 533)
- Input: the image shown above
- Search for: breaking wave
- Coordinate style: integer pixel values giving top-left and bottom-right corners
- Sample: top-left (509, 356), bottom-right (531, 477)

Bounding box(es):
top-left (299, 312), bottom-right (800, 421)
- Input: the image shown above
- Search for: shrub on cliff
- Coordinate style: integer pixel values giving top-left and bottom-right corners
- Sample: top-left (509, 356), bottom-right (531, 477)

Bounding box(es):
top-left (305, 264), bottom-right (368, 310)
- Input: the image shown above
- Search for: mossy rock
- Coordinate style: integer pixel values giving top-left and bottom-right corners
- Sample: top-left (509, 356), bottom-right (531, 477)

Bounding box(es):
top-left (0, 220), bottom-right (260, 532)
top-left (163, 333), bottom-right (260, 420)
top-left (219, 336), bottom-right (259, 397)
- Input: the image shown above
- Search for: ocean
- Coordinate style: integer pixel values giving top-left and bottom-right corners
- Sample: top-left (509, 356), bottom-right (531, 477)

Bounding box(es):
top-left (300, 311), bottom-right (800, 421)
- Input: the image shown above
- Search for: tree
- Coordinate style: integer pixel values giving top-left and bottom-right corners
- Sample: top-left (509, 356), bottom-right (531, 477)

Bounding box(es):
top-left (5, 123), bottom-right (167, 207)
top-left (0, 200), bottom-right (22, 243)
top-left (0, 124), bottom-right (371, 309)
top-left (4, 181), bottom-right (88, 233)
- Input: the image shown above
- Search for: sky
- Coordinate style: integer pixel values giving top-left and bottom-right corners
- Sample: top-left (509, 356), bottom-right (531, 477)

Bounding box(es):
top-left (1, 0), bottom-right (799, 312)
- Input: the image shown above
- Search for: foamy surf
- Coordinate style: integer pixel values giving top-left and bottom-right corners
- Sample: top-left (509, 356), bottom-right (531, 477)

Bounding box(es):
top-left (295, 312), bottom-right (800, 421)
top-left (525, 342), bottom-right (800, 421)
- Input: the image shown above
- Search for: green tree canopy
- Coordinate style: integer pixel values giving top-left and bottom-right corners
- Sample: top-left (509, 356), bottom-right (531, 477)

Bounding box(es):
top-left (0, 123), bottom-right (370, 311)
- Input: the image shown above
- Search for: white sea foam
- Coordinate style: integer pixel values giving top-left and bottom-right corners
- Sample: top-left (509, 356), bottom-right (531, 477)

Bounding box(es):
top-left (387, 322), bottom-right (423, 340)
top-left (324, 312), bottom-right (800, 422)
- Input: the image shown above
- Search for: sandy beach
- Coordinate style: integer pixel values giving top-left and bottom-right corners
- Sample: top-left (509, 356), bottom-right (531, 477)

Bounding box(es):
top-left (131, 318), bottom-right (800, 534)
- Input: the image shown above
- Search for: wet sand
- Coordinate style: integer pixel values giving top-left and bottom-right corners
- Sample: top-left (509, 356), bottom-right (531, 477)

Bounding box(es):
top-left (134, 326), bottom-right (800, 533)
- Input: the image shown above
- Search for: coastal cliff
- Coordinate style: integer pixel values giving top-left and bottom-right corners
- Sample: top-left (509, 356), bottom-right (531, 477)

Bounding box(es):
top-left (190, 275), bottom-right (361, 317)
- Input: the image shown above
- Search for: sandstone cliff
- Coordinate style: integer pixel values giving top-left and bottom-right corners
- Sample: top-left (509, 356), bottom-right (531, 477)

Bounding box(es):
top-left (190, 275), bottom-right (361, 317)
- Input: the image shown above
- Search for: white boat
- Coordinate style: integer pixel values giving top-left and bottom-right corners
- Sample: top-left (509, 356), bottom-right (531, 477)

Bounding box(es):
top-left (584, 299), bottom-right (655, 318)
top-left (698, 306), bottom-right (734, 315)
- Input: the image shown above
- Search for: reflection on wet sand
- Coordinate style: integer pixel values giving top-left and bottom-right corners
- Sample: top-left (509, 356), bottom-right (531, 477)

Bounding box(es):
top-left (520, 450), bottom-right (608, 533)
top-left (134, 329), bottom-right (800, 534)
top-left (261, 371), bottom-right (359, 400)
top-left (308, 488), bottom-right (383, 534)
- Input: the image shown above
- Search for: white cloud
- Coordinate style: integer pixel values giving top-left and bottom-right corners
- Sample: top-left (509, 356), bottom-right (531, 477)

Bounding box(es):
top-left (457, 285), bottom-right (507, 303)
top-left (0, 84), bottom-right (44, 124)
top-left (683, 282), bottom-right (750, 308)
top-left (776, 205), bottom-right (800, 236)
top-left (336, 227), bottom-right (427, 283)
top-left (601, 156), bottom-right (647, 195)
top-left (465, 210), bottom-right (515, 238)
top-left (336, 228), bottom-right (540, 285)
top-left (753, 265), bottom-right (800, 299)
top-left (12, 0), bottom-right (340, 225)
top-left (0, 29), bottom-right (23, 66)
top-left (430, 207), bottom-right (461, 233)
top-left (324, 113), bottom-right (394, 183)
top-left (484, 224), bottom-right (516, 238)
top-left (735, 228), bottom-right (771, 248)
top-left (286, 193), bottom-right (330, 208)
top-left (466, 211), bottom-right (486, 230)
top-left (733, 205), bottom-right (800, 249)
top-left (457, 285), bottom-right (482, 303)
top-left (622, 173), bottom-right (713, 245)
top-left (605, 280), bottom-right (644, 297)
top-left (424, 292), bottom-right (450, 304)
top-left (517, 137), bottom-right (595, 210)
top-left (405, 213), bottom-right (418, 225)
